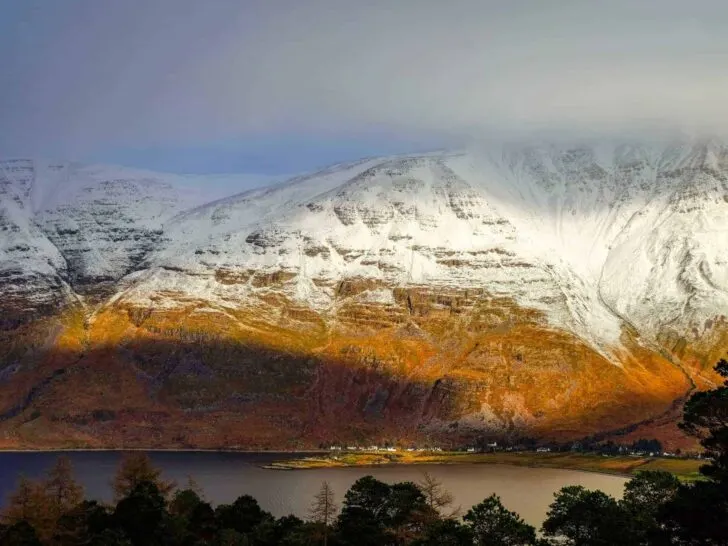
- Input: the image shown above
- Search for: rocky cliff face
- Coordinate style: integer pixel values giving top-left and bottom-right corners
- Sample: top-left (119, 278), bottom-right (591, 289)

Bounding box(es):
top-left (1, 140), bottom-right (727, 449)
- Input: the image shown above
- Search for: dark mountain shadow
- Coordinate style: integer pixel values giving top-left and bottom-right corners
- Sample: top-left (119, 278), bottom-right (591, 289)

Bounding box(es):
top-left (0, 331), bottom-right (688, 450)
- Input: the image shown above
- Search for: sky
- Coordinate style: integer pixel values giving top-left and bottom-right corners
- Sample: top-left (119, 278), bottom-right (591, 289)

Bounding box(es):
top-left (2, 0), bottom-right (728, 179)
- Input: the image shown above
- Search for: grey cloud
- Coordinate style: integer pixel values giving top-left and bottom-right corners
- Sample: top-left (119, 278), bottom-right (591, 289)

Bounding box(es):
top-left (2, 0), bottom-right (728, 158)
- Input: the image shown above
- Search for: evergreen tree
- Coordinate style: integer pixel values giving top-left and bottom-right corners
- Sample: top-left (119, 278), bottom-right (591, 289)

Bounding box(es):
top-left (169, 487), bottom-right (205, 520)
top-left (385, 482), bottom-right (433, 544)
top-left (620, 470), bottom-right (680, 544)
top-left (542, 485), bottom-right (636, 546)
top-left (657, 480), bottom-right (728, 545)
top-left (112, 481), bottom-right (167, 546)
top-left (679, 357), bottom-right (728, 482)
top-left (336, 476), bottom-right (392, 546)
top-left (464, 494), bottom-right (537, 546)
top-left (656, 358), bottom-right (728, 544)
top-left (215, 494), bottom-right (273, 536)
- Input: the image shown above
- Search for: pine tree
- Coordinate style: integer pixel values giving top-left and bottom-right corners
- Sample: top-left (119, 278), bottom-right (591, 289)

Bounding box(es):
top-left (309, 481), bottom-right (337, 546)
top-left (112, 452), bottom-right (175, 501)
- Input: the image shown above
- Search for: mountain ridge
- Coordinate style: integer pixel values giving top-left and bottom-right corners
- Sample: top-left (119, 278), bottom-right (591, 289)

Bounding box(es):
top-left (1, 139), bottom-right (727, 449)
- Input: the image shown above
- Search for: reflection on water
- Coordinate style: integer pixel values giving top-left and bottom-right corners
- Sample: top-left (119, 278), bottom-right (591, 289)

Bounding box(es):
top-left (0, 451), bottom-right (627, 527)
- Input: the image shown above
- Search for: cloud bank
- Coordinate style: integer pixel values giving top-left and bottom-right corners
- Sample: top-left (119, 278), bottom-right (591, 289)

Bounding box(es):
top-left (2, 0), bottom-right (728, 160)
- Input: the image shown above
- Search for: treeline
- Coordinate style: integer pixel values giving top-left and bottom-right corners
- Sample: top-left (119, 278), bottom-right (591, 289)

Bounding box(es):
top-left (2, 359), bottom-right (728, 545)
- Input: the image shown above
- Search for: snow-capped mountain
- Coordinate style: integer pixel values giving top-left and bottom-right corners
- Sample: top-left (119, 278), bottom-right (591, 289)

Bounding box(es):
top-left (119, 141), bottom-right (728, 357)
top-left (0, 159), bottom-right (277, 320)
top-left (1, 139), bottom-right (727, 449)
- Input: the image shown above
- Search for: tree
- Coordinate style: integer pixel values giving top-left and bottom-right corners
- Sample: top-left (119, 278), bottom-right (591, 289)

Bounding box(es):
top-left (112, 481), bottom-right (167, 546)
top-left (679, 357), bottom-right (728, 482)
top-left (186, 500), bottom-right (218, 542)
top-left (253, 514), bottom-right (312, 546)
top-left (184, 475), bottom-right (204, 497)
top-left (310, 481), bottom-right (337, 546)
top-left (3, 476), bottom-right (39, 523)
top-left (0, 521), bottom-right (42, 546)
top-left (385, 482), bottom-right (433, 544)
top-left (215, 494), bottom-right (273, 535)
top-left (464, 494), bottom-right (537, 546)
top-left (620, 470), bottom-right (680, 544)
top-left (167, 486), bottom-right (217, 543)
top-left (657, 480), bottom-right (728, 545)
top-left (45, 456), bottom-right (84, 522)
top-left (335, 476), bottom-right (438, 545)
top-left (341, 476), bottom-right (391, 518)
top-left (630, 439), bottom-right (663, 454)
top-left (411, 519), bottom-right (473, 546)
top-left (169, 487), bottom-right (205, 520)
top-left (214, 528), bottom-right (248, 546)
top-left (2, 476), bottom-right (53, 538)
top-left (621, 470), bottom-right (680, 514)
top-left (336, 505), bottom-right (385, 546)
top-left (655, 358), bottom-right (728, 544)
top-left (112, 452), bottom-right (175, 501)
top-left (336, 477), bottom-right (392, 546)
top-left (3, 458), bottom-right (84, 542)
top-left (53, 500), bottom-right (112, 546)
top-left (417, 472), bottom-right (459, 519)
top-left (542, 486), bottom-right (636, 546)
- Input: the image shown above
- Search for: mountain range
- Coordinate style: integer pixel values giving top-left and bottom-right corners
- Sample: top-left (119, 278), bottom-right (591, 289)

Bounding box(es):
top-left (2, 139), bottom-right (727, 449)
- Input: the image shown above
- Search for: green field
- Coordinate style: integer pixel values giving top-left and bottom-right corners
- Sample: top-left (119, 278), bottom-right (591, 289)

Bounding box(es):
top-left (267, 451), bottom-right (704, 481)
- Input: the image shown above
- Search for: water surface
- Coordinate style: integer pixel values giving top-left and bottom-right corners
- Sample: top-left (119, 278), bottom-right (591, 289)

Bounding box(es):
top-left (0, 451), bottom-right (627, 527)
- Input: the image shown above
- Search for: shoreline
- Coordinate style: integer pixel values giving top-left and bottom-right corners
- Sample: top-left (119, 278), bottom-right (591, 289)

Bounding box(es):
top-left (262, 459), bottom-right (636, 480)
top-left (263, 451), bottom-right (704, 481)
top-left (0, 448), bottom-right (703, 481)
top-left (0, 448), bottom-right (327, 454)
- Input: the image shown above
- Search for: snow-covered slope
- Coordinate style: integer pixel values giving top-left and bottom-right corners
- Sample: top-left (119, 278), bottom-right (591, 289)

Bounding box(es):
top-left (99, 140), bottom-right (727, 362)
top-left (0, 160), bottom-right (70, 323)
top-left (0, 159), bottom-right (274, 321)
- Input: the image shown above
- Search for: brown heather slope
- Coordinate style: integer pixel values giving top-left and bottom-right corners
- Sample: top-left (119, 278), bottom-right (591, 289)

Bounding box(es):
top-left (0, 280), bottom-right (718, 451)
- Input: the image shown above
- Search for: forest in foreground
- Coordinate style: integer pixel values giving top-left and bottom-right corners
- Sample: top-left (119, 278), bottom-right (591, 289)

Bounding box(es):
top-left (1, 359), bottom-right (727, 546)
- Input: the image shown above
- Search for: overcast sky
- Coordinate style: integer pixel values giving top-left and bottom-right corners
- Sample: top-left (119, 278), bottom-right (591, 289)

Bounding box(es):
top-left (2, 0), bottom-right (727, 175)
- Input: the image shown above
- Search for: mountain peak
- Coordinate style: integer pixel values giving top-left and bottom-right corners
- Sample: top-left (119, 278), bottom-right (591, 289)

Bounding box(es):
top-left (1, 139), bottom-right (726, 448)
